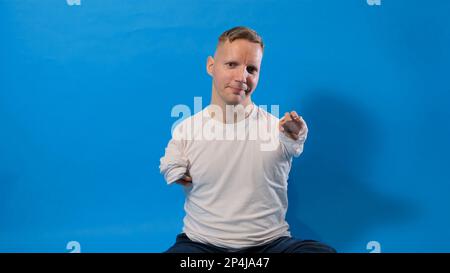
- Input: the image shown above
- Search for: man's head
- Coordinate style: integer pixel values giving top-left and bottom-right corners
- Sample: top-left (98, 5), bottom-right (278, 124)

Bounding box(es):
top-left (207, 26), bottom-right (264, 107)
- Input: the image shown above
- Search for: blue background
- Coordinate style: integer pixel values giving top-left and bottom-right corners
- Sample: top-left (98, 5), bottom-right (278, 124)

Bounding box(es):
top-left (1, 0), bottom-right (449, 253)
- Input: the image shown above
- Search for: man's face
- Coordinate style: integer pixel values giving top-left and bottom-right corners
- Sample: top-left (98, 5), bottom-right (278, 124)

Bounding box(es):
top-left (207, 39), bottom-right (263, 106)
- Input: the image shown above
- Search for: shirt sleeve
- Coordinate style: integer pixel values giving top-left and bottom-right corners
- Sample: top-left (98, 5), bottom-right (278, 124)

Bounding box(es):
top-left (279, 126), bottom-right (308, 158)
top-left (159, 136), bottom-right (189, 185)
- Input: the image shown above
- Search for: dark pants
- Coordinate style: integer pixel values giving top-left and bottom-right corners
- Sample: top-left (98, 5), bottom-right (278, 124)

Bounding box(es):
top-left (165, 233), bottom-right (336, 253)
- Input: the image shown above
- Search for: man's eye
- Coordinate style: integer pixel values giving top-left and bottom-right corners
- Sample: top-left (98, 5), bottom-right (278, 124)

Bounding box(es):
top-left (247, 67), bottom-right (257, 74)
top-left (226, 62), bottom-right (237, 68)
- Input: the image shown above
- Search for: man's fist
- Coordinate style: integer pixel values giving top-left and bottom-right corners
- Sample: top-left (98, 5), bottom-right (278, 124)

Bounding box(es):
top-left (279, 111), bottom-right (308, 140)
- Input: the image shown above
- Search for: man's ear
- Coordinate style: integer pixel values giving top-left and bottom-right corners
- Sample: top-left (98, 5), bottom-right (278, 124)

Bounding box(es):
top-left (206, 56), bottom-right (214, 76)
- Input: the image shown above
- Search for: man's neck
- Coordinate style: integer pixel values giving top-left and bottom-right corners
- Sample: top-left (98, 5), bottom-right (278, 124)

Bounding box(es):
top-left (208, 100), bottom-right (254, 124)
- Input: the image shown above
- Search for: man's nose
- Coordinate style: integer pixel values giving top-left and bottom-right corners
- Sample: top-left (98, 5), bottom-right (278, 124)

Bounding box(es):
top-left (234, 66), bottom-right (249, 84)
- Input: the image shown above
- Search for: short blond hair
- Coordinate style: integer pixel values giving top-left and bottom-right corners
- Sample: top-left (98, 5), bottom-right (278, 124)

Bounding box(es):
top-left (217, 26), bottom-right (264, 51)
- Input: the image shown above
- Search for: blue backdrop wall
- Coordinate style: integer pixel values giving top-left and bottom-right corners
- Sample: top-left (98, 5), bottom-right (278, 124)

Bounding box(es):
top-left (1, 0), bottom-right (449, 252)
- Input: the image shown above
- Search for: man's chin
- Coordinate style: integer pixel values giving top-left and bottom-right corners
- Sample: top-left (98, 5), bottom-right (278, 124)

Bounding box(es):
top-left (228, 92), bottom-right (249, 104)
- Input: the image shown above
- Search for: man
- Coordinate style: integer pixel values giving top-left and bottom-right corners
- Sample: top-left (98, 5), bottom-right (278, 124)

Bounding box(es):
top-left (159, 26), bottom-right (335, 253)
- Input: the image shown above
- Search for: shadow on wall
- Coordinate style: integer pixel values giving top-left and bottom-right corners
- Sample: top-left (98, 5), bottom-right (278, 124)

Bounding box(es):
top-left (286, 90), bottom-right (415, 251)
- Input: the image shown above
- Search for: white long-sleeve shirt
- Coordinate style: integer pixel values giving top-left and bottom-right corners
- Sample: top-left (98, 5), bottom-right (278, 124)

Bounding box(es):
top-left (159, 104), bottom-right (307, 249)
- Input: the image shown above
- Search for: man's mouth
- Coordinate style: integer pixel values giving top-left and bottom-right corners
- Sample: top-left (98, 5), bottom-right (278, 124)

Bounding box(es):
top-left (228, 86), bottom-right (248, 94)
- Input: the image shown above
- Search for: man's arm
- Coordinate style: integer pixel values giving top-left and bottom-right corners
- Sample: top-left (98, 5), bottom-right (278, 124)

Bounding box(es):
top-left (159, 137), bottom-right (192, 186)
top-left (278, 111), bottom-right (308, 158)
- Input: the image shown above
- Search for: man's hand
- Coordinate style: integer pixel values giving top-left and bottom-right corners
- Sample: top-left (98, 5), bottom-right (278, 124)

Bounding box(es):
top-left (175, 174), bottom-right (192, 186)
top-left (279, 111), bottom-right (308, 140)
